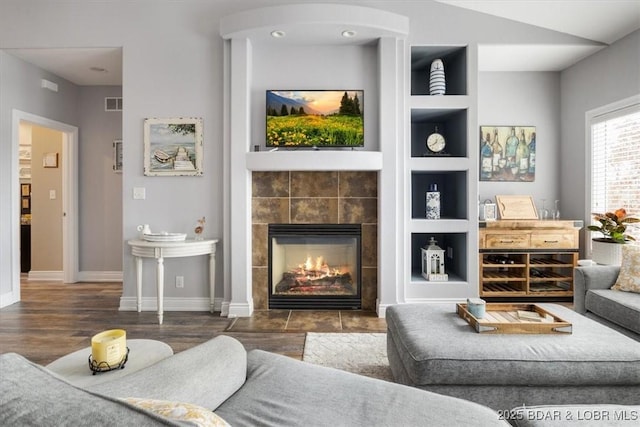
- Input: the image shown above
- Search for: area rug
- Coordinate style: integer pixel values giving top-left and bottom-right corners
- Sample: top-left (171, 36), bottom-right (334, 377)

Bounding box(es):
top-left (302, 332), bottom-right (393, 381)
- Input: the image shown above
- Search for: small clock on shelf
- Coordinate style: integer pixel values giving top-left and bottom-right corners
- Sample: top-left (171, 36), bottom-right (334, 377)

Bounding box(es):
top-left (424, 126), bottom-right (449, 156)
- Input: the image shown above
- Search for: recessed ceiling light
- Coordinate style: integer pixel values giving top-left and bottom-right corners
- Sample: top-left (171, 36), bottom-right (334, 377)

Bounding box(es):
top-left (341, 30), bottom-right (357, 38)
top-left (90, 66), bottom-right (108, 73)
top-left (270, 30), bottom-right (286, 38)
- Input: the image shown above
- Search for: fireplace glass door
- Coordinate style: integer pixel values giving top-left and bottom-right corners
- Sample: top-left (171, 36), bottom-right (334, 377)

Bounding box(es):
top-left (268, 224), bottom-right (361, 309)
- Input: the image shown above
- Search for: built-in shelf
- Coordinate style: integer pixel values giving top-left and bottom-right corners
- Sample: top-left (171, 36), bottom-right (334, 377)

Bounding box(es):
top-left (411, 108), bottom-right (468, 158)
top-left (411, 171), bottom-right (467, 220)
top-left (405, 43), bottom-right (476, 302)
top-left (246, 151), bottom-right (383, 171)
top-left (410, 232), bottom-right (468, 283)
top-left (411, 46), bottom-right (468, 96)
top-left (409, 219), bottom-right (469, 234)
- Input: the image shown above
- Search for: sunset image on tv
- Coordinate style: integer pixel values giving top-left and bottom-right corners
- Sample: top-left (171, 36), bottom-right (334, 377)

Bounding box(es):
top-left (266, 90), bottom-right (364, 147)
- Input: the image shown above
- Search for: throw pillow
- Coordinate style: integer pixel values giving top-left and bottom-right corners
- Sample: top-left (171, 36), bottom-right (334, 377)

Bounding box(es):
top-left (123, 398), bottom-right (230, 427)
top-left (611, 244), bottom-right (640, 293)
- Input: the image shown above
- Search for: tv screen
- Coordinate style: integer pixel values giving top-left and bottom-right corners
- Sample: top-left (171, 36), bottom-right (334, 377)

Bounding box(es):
top-left (266, 90), bottom-right (364, 148)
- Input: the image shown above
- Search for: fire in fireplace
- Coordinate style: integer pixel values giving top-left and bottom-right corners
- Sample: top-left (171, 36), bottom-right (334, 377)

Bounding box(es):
top-left (268, 224), bottom-right (361, 309)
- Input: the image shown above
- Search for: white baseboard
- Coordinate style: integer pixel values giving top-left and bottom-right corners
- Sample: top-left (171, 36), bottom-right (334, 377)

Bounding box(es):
top-left (28, 271), bottom-right (63, 281)
top-left (78, 271), bottom-right (123, 282)
top-left (119, 296), bottom-right (224, 312)
top-left (220, 301), bottom-right (230, 317)
top-left (226, 301), bottom-right (254, 318)
top-left (376, 302), bottom-right (389, 318)
top-left (0, 291), bottom-right (19, 309)
top-left (26, 271), bottom-right (122, 282)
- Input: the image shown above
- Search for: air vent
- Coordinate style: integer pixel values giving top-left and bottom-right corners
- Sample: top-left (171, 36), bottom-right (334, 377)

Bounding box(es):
top-left (105, 97), bottom-right (123, 111)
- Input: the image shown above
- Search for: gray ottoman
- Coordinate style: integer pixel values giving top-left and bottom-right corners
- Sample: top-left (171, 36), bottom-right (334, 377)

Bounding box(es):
top-left (46, 339), bottom-right (173, 387)
top-left (386, 303), bottom-right (640, 410)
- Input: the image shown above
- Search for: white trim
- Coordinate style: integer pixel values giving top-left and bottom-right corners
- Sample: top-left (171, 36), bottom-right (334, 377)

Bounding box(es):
top-left (584, 94), bottom-right (640, 258)
top-left (227, 301), bottom-right (254, 318)
top-left (11, 111), bottom-right (79, 303)
top-left (78, 271), bottom-right (123, 282)
top-left (220, 300), bottom-right (230, 317)
top-left (119, 296), bottom-right (224, 312)
top-left (0, 291), bottom-right (19, 309)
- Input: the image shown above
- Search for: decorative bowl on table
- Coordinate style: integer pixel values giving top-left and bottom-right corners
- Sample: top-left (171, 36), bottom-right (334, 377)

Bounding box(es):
top-left (142, 232), bottom-right (187, 242)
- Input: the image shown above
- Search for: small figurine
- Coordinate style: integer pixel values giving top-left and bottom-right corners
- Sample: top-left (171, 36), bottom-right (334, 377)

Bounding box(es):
top-left (194, 217), bottom-right (205, 240)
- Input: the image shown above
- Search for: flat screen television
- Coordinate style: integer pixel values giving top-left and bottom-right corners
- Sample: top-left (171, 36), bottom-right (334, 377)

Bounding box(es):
top-left (266, 90), bottom-right (364, 148)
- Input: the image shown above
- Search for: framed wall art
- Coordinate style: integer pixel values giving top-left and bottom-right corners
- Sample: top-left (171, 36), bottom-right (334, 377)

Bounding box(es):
top-left (480, 126), bottom-right (536, 182)
top-left (143, 117), bottom-right (203, 177)
top-left (43, 152), bottom-right (58, 168)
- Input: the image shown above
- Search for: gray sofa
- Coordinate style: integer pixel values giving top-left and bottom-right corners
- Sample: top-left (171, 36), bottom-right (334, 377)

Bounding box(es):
top-left (1, 335), bottom-right (509, 426)
top-left (574, 265), bottom-right (640, 340)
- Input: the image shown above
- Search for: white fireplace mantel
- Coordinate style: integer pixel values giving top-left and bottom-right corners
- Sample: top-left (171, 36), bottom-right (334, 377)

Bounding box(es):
top-left (246, 151), bottom-right (383, 171)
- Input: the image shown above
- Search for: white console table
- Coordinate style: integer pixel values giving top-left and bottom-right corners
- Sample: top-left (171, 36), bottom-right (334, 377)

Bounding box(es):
top-left (127, 239), bottom-right (218, 324)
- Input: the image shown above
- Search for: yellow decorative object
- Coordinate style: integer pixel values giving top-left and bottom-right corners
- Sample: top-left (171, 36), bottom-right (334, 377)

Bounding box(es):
top-left (123, 398), bottom-right (230, 426)
top-left (91, 329), bottom-right (126, 366)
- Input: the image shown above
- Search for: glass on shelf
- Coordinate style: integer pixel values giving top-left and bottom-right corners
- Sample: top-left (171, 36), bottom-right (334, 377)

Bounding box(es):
top-left (552, 200), bottom-right (560, 220)
top-left (539, 199), bottom-right (549, 220)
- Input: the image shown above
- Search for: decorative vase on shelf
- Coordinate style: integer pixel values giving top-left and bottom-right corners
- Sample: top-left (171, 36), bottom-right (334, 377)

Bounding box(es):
top-left (591, 239), bottom-right (623, 266)
top-left (429, 58), bottom-right (445, 95)
top-left (425, 184), bottom-right (440, 219)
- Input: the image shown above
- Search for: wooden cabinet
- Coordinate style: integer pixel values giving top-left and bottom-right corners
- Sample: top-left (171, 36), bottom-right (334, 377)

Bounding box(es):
top-left (479, 220), bottom-right (582, 298)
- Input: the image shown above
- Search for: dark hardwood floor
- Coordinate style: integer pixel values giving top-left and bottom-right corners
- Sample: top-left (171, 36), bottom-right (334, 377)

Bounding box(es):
top-left (0, 280), bottom-right (386, 366)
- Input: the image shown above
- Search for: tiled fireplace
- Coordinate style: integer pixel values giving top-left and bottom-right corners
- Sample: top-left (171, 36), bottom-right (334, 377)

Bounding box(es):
top-left (268, 223), bottom-right (361, 309)
top-left (252, 171), bottom-right (378, 310)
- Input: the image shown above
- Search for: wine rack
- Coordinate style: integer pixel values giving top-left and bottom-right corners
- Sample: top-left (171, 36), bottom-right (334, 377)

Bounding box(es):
top-left (479, 220), bottom-right (582, 299)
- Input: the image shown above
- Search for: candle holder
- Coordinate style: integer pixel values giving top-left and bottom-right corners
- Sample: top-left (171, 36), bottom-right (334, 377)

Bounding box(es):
top-left (88, 347), bottom-right (130, 374)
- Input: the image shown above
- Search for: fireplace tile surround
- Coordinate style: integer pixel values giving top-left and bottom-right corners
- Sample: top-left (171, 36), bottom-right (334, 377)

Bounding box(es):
top-left (252, 171), bottom-right (378, 310)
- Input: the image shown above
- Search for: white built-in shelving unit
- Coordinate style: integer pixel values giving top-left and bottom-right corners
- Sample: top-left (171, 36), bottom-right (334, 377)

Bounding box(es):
top-left (404, 45), bottom-right (479, 302)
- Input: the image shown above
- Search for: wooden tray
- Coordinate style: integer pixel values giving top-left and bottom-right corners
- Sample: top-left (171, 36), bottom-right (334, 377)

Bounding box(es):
top-left (456, 303), bottom-right (572, 334)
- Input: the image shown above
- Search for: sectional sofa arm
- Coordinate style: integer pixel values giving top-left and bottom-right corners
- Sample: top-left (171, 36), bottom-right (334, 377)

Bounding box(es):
top-left (573, 266), bottom-right (621, 313)
top-left (88, 335), bottom-right (247, 411)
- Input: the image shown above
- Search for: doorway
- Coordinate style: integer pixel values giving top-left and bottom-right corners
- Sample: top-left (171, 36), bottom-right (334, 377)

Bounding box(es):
top-left (20, 123), bottom-right (66, 280)
top-left (10, 110), bottom-right (79, 305)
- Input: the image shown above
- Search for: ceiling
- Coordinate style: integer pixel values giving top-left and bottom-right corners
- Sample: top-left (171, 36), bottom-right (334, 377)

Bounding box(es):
top-left (4, 1), bottom-right (640, 85)
top-left (435, 0), bottom-right (640, 45)
top-left (5, 47), bottom-right (122, 86)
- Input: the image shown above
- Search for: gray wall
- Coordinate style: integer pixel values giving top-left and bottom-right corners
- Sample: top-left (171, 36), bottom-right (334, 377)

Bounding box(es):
top-left (0, 51), bottom-right (123, 290)
top-left (479, 72), bottom-right (561, 210)
top-left (78, 86), bottom-right (123, 272)
top-left (0, 51), bottom-right (79, 296)
top-left (0, 0), bottom-right (635, 305)
top-left (560, 29), bottom-right (640, 254)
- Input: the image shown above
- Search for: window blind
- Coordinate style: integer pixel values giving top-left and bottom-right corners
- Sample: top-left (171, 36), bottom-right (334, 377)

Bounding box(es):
top-left (590, 103), bottom-right (640, 242)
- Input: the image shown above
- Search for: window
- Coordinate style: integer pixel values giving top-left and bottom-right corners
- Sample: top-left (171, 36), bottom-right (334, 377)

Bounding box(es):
top-left (588, 96), bottom-right (640, 245)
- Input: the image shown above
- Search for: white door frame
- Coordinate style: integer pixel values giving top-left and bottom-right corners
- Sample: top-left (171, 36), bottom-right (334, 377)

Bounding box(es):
top-left (11, 110), bottom-right (78, 297)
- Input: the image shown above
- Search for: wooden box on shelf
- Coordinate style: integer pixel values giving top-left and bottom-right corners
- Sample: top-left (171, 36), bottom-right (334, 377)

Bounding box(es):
top-left (478, 220), bottom-right (582, 299)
